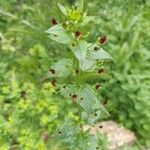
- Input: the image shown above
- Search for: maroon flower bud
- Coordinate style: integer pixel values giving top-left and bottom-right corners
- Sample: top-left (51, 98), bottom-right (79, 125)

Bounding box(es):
top-left (49, 68), bottom-right (55, 74)
top-left (72, 94), bottom-right (77, 100)
top-left (51, 18), bottom-right (58, 26)
top-left (51, 79), bottom-right (56, 86)
top-left (99, 36), bottom-right (107, 44)
top-left (99, 125), bottom-right (103, 129)
top-left (63, 85), bottom-right (66, 89)
top-left (98, 68), bottom-right (104, 74)
top-left (95, 84), bottom-right (101, 90)
top-left (94, 46), bottom-right (99, 51)
top-left (75, 31), bottom-right (82, 38)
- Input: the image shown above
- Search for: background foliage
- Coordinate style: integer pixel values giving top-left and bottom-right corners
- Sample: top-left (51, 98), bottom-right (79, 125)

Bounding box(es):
top-left (0, 0), bottom-right (150, 149)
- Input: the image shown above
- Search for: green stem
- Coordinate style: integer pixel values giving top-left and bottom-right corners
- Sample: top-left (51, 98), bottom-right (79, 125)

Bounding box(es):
top-left (77, 60), bottom-right (81, 88)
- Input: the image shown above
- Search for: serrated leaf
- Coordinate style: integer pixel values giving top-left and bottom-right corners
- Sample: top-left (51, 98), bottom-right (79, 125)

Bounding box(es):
top-left (45, 24), bottom-right (64, 34)
top-left (60, 84), bottom-right (78, 97)
top-left (70, 40), bottom-right (89, 63)
top-left (59, 119), bottom-right (80, 144)
top-left (77, 134), bottom-right (97, 150)
top-left (77, 0), bottom-right (84, 12)
top-left (57, 4), bottom-right (67, 16)
top-left (87, 135), bottom-right (97, 150)
top-left (88, 48), bottom-right (113, 60)
top-left (50, 58), bottom-right (73, 77)
top-left (46, 25), bottom-right (72, 44)
top-left (79, 86), bottom-right (96, 113)
top-left (81, 16), bottom-right (95, 26)
top-left (48, 34), bottom-right (72, 44)
top-left (81, 59), bottom-right (96, 71)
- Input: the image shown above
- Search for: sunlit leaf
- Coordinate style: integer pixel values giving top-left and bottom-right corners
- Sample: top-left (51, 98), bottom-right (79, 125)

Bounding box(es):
top-left (88, 48), bottom-right (113, 60)
top-left (50, 58), bottom-right (73, 77)
top-left (57, 4), bottom-right (68, 16)
top-left (80, 59), bottom-right (96, 71)
top-left (46, 25), bottom-right (72, 44)
top-left (70, 40), bottom-right (89, 63)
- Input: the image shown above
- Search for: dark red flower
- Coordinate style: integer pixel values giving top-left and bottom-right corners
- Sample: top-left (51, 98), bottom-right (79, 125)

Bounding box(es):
top-left (72, 94), bottom-right (77, 100)
top-left (95, 84), bottom-right (101, 90)
top-left (49, 68), bottom-right (55, 74)
top-left (75, 31), bottom-right (82, 38)
top-left (51, 79), bottom-right (56, 86)
top-left (99, 36), bottom-right (107, 44)
top-left (99, 125), bottom-right (103, 128)
top-left (98, 68), bottom-right (104, 74)
top-left (51, 18), bottom-right (58, 26)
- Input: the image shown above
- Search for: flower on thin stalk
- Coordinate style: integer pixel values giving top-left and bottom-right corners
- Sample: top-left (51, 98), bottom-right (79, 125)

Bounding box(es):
top-left (99, 36), bottom-right (107, 44)
top-left (95, 84), bottom-right (101, 90)
top-left (98, 68), bottom-right (104, 75)
top-left (49, 68), bottom-right (55, 74)
top-left (75, 31), bottom-right (82, 38)
top-left (71, 94), bottom-right (77, 101)
top-left (51, 79), bottom-right (56, 86)
top-left (51, 18), bottom-right (58, 26)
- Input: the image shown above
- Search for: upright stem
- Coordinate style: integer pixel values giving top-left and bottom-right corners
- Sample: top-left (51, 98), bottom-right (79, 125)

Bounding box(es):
top-left (77, 60), bottom-right (81, 88)
top-left (73, 21), bottom-right (83, 132)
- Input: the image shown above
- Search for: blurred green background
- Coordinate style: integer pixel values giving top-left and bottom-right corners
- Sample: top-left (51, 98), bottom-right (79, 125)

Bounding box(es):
top-left (0, 0), bottom-right (150, 149)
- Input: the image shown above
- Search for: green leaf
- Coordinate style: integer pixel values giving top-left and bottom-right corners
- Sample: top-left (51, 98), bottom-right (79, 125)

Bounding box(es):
top-left (50, 58), bottom-right (73, 77)
top-left (59, 119), bottom-right (80, 145)
top-left (70, 40), bottom-right (89, 64)
top-left (77, 0), bottom-right (84, 12)
top-left (57, 4), bottom-right (67, 16)
top-left (45, 24), bottom-right (64, 34)
top-left (60, 84), bottom-right (108, 115)
top-left (81, 16), bottom-right (95, 26)
top-left (81, 59), bottom-right (96, 71)
top-left (60, 84), bottom-right (78, 98)
top-left (46, 25), bottom-right (72, 44)
top-left (88, 48), bottom-right (113, 60)
top-left (78, 86), bottom-right (96, 113)
top-left (77, 134), bottom-right (97, 150)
